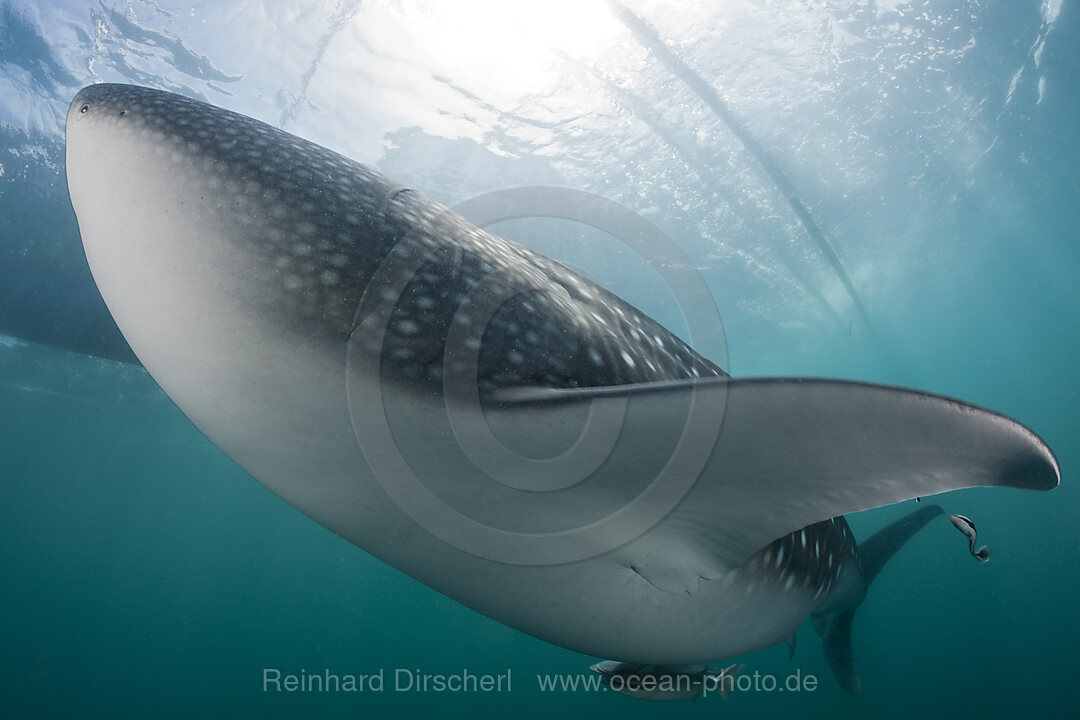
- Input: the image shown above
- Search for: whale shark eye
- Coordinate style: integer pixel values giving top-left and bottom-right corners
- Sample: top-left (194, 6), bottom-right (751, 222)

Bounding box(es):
top-left (79, 104), bottom-right (89, 114)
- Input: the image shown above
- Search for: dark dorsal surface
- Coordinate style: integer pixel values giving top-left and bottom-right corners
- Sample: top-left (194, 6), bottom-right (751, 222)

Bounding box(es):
top-left (73, 85), bottom-right (726, 399)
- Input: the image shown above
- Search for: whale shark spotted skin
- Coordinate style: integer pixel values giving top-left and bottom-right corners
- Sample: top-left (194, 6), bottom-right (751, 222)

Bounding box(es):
top-left (65, 84), bottom-right (1058, 673)
top-left (593, 504), bottom-right (943, 696)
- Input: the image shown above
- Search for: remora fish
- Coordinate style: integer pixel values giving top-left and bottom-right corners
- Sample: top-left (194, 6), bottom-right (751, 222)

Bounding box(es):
top-left (950, 514), bottom-right (991, 562)
top-left (65, 84), bottom-right (1058, 681)
top-left (590, 660), bottom-right (745, 701)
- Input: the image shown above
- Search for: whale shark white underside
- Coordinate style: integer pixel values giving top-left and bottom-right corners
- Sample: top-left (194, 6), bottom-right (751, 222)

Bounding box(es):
top-left (64, 84), bottom-right (1059, 694)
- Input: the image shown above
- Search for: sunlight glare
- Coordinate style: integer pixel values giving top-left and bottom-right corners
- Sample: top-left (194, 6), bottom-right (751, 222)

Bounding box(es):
top-left (400, 0), bottom-right (622, 100)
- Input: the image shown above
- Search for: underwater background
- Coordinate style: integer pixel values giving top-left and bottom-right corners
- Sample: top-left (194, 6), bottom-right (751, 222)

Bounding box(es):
top-left (1, 1), bottom-right (1077, 717)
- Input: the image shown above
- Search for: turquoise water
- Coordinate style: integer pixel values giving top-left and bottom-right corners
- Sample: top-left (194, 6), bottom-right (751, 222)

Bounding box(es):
top-left (2, 1), bottom-right (1078, 718)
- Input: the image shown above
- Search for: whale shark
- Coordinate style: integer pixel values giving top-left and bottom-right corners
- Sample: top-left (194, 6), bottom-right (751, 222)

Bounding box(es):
top-left (65, 84), bottom-right (1058, 686)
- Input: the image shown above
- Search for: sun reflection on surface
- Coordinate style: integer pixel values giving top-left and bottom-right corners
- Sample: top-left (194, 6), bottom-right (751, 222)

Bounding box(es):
top-left (372, 0), bottom-right (623, 100)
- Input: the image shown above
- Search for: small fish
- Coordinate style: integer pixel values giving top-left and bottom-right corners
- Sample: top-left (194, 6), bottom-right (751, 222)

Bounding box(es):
top-left (950, 514), bottom-right (991, 563)
top-left (589, 661), bottom-right (744, 702)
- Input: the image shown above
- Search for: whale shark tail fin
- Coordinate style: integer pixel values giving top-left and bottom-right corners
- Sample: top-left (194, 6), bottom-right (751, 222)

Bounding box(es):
top-left (814, 505), bottom-right (945, 696)
top-left (813, 610), bottom-right (860, 695)
top-left (858, 504), bottom-right (945, 585)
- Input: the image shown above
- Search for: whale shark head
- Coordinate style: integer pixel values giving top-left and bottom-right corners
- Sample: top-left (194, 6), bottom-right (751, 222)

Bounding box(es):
top-left (66, 84), bottom-right (387, 410)
top-left (66, 83), bottom-right (1058, 673)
